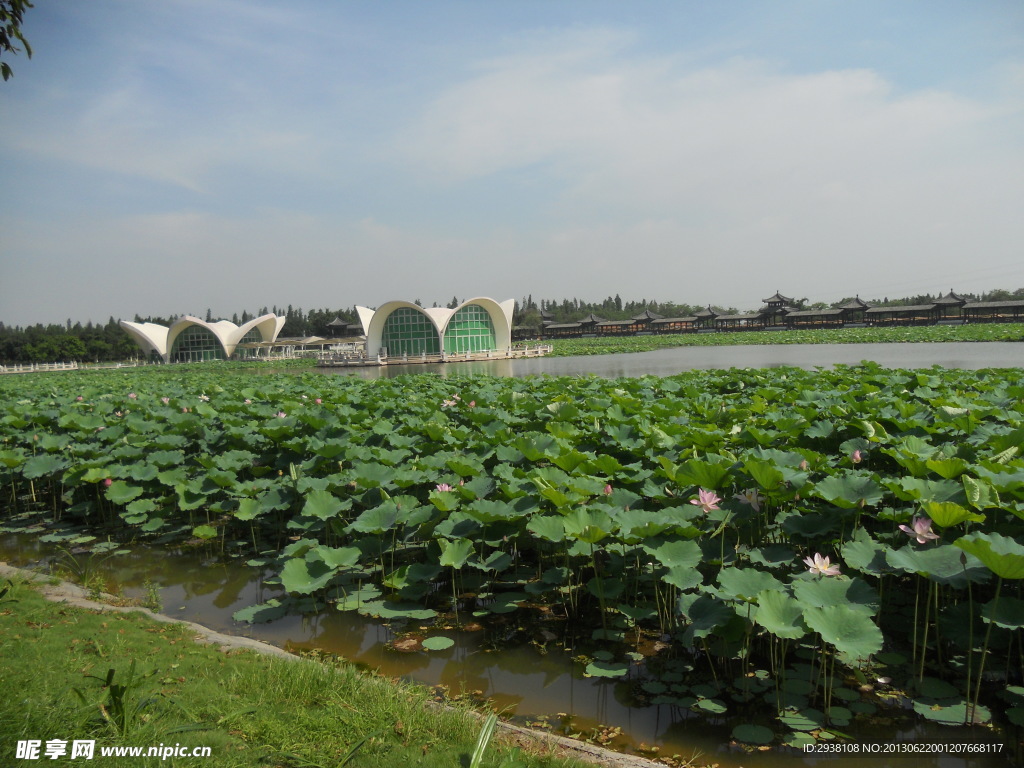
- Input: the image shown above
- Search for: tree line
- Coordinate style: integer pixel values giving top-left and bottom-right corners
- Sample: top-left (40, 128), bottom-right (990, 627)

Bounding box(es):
top-left (2, 288), bottom-right (1022, 364)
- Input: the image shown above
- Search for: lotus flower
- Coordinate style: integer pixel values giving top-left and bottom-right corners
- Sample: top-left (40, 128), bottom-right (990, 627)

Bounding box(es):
top-left (603, 484), bottom-right (613, 496)
top-left (734, 488), bottom-right (763, 511)
top-left (315, 398), bottom-right (322, 404)
top-left (276, 411), bottom-right (287, 418)
top-left (161, 397), bottom-right (170, 405)
top-left (244, 399), bottom-right (252, 404)
top-left (899, 517), bottom-right (940, 544)
top-left (199, 394), bottom-right (210, 402)
top-left (76, 396), bottom-right (83, 401)
top-left (128, 392), bottom-right (137, 399)
top-left (851, 449), bottom-right (864, 464)
top-left (804, 552), bottom-right (841, 577)
top-left (435, 483), bottom-right (454, 492)
top-left (103, 478), bottom-right (112, 487)
top-left (441, 399), bottom-right (458, 408)
top-left (689, 488), bottom-right (721, 514)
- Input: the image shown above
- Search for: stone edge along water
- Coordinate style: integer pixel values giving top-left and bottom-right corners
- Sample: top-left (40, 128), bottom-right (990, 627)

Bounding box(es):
top-left (0, 562), bottom-right (661, 768)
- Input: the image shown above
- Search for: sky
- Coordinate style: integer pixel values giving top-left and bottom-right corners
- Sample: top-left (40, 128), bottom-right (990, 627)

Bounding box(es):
top-left (1, 0), bottom-right (1023, 326)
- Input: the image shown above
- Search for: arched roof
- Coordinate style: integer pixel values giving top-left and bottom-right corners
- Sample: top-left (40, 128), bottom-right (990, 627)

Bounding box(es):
top-left (119, 314), bottom-right (284, 363)
top-left (358, 298), bottom-right (514, 354)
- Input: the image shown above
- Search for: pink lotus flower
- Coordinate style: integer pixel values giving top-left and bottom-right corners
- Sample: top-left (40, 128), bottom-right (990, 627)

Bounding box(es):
top-left (441, 399), bottom-right (458, 408)
top-left (689, 488), bottom-right (721, 514)
top-left (851, 449), bottom-right (864, 464)
top-left (76, 396), bottom-right (83, 401)
top-left (603, 484), bottom-right (613, 496)
top-left (315, 398), bottom-right (322, 404)
top-left (128, 392), bottom-right (137, 399)
top-left (244, 399), bottom-right (252, 404)
top-left (734, 488), bottom-right (763, 512)
top-left (103, 478), bottom-right (112, 487)
top-left (276, 411), bottom-right (287, 418)
top-left (899, 517), bottom-right (940, 544)
top-left (161, 397), bottom-right (170, 405)
top-left (435, 483), bottom-right (454, 492)
top-left (182, 407), bottom-right (189, 413)
top-left (468, 400), bottom-right (476, 408)
top-left (804, 552), bottom-right (841, 577)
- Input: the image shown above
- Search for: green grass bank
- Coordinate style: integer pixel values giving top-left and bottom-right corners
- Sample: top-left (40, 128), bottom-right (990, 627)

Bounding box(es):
top-left (0, 575), bottom-right (593, 768)
top-left (543, 323), bottom-right (1024, 356)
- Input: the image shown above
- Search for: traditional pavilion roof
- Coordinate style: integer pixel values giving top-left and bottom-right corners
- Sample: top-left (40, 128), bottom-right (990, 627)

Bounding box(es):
top-left (718, 312), bottom-right (763, 321)
top-left (652, 316), bottom-right (698, 324)
top-left (596, 319), bottom-right (633, 326)
top-left (326, 316), bottom-right (348, 327)
top-left (762, 291), bottom-right (794, 304)
top-left (540, 310), bottom-right (554, 320)
top-left (694, 306), bottom-right (718, 318)
top-left (838, 296), bottom-right (870, 310)
top-left (757, 304), bottom-right (793, 314)
top-left (785, 308), bottom-right (844, 317)
top-left (578, 313), bottom-right (606, 324)
top-left (865, 304), bottom-right (939, 314)
top-left (542, 322), bottom-right (581, 330)
top-left (964, 299), bottom-right (1024, 309)
top-left (934, 290), bottom-right (969, 306)
top-left (631, 309), bottom-right (664, 321)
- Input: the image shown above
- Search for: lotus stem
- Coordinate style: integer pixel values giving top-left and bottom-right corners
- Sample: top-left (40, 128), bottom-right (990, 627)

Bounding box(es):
top-left (971, 575), bottom-right (1002, 724)
top-left (918, 580), bottom-right (934, 682)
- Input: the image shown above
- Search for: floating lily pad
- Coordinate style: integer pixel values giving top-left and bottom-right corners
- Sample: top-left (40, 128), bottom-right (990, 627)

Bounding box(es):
top-left (585, 661), bottom-right (628, 678)
top-left (422, 636), bottom-right (454, 651)
top-left (732, 724), bottom-right (774, 745)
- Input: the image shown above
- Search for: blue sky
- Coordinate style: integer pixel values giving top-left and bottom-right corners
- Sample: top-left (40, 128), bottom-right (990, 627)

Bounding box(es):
top-left (2, 0), bottom-right (1022, 325)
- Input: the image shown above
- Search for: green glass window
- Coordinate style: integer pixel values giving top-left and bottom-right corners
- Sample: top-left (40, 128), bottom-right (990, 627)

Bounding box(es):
top-left (233, 327), bottom-right (263, 359)
top-left (169, 326), bottom-right (227, 363)
top-left (381, 307), bottom-right (441, 356)
top-left (444, 304), bottom-right (496, 354)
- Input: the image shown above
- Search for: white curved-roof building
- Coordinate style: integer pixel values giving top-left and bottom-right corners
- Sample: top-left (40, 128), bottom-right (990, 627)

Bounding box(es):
top-left (119, 314), bottom-right (286, 363)
top-left (358, 298), bottom-right (514, 357)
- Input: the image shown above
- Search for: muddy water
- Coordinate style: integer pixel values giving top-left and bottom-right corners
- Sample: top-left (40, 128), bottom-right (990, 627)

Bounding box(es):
top-left (1, 535), bottom-right (1014, 767)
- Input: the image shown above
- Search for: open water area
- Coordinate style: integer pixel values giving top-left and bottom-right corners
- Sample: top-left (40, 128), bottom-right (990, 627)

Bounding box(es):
top-left (4, 341), bottom-right (1023, 766)
top-left (314, 341), bottom-right (1024, 380)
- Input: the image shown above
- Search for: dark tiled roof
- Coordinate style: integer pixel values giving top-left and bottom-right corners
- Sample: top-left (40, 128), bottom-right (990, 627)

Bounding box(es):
top-left (631, 309), bottom-right (664, 321)
top-left (964, 300), bottom-right (1024, 309)
top-left (652, 316), bottom-right (698, 324)
top-left (695, 306), bottom-right (718, 318)
top-left (935, 291), bottom-right (969, 305)
top-left (865, 304), bottom-right (939, 313)
top-left (717, 313), bottom-right (763, 321)
top-left (578, 313), bottom-right (606, 324)
top-left (838, 297), bottom-right (870, 310)
top-left (785, 308), bottom-right (844, 317)
top-left (763, 291), bottom-right (794, 304)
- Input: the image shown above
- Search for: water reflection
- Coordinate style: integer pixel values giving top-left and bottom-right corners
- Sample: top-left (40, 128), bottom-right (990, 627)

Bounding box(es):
top-left (1, 537), bottom-right (1014, 767)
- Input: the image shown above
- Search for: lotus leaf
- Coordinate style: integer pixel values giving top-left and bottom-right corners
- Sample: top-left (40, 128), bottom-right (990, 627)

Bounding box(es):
top-left (754, 589), bottom-right (807, 639)
top-left (813, 473), bottom-right (884, 509)
top-left (280, 557), bottom-right (338, 595)
top-left (954, 532), bottom-right (1024, 579)
top-left (715, 567), bottom-right (784, 603)
top-left (803, 604), bottom-right (883, 660)
top-left (422, 636), bottom-right (454, 651)
top-left (438, 538), bottom-right (474, 569)
top-left (981, 596), bottom-right (1024, 628)
top-left (920, 500), bottom-right (982, 528)
top-left (791, 576), bottom-right (878, 615)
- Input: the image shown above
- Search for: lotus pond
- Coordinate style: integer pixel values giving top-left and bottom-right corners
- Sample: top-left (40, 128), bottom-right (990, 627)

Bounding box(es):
top-left (1, 364), bottom-right (1022, 763)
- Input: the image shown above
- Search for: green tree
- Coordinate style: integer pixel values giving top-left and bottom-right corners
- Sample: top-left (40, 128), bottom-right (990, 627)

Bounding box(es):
top-left (1, 0), bottom-right (33, 81)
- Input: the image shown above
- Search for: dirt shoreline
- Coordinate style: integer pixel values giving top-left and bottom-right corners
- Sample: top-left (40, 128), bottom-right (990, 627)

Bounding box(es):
top-left (0, 561), bottom-right (664, 768)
